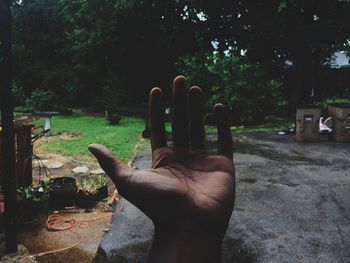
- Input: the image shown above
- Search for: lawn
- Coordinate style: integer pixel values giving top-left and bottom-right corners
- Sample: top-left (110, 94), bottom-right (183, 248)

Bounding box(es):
top-left (34, 111), bottom-right (144, 161)
top-left (33, 110), bottom-right (293, 161)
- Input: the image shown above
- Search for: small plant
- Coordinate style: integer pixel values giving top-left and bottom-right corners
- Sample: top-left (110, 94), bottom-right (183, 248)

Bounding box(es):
top-left (105, 110), bottom-right (122, 125)
top-left (77, 175), bottom-right (107, 195)
top-left (101, 84), bottom-right (124, 124)
top-left (17, 177), bottom-right (52, 202)
top-left (75, 175), bottom-right (108, 208)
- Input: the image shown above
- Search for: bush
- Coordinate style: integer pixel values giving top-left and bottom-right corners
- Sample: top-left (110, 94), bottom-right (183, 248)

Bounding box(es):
top-left (26, 89), bottom-right (59, 112)
top-left (102, 85), bottom-right (128, 112)
top-left (177, 53), bottom-right (286, 124)
top-left (12, 82), bottom-right (26, 106)
top-left (89, 77), bottom-right (129, 113)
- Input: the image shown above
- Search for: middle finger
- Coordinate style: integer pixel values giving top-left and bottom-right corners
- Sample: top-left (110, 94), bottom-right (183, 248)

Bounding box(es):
top-left (172, 75), bottom-right (189, 148)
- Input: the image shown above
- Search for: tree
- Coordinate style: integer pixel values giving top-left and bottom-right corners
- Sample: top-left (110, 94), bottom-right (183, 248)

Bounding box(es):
top-left (180, 0), bottom-right (350, 106)
top-left (12, 0), bottom-right (68, 100)
top-left (11, 0), bottom-right (350, 110)
top-left (177, 53), bottom-right (284, 123)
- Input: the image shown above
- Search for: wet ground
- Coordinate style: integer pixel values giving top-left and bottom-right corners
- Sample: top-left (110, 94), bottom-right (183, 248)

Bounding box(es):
top-left (1, 128), bottom-right (131, 263)
top-left (18, 209), bottom-right (112, 263)
top-left (95, 132), bottom-right (350, 263)
top-left (222, 133), bottom-right (350, 263)
top-left (15, 143), bottom-right (116, 263)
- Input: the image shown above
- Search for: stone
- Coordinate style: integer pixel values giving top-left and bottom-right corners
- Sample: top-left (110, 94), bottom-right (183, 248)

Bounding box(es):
top-left (72, 166), bottom-right (89, 174)
top-left (0, 244), bottom-right (38, 263)
top-left (93, 199), bottom-right (153, 263)
top-left (90, 169), bottom-right (105, 175)
top-left (16, 116), bottom-right (29, 121)
top-left (46, 162), bottom-right (64, 169)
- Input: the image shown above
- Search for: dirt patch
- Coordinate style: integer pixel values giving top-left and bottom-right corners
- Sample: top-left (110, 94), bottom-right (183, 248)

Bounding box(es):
top-left (18, 208), bottom-right (113, 263)
top-left (16, 138), bottom-right (119, 263)
top-left (34, 131), bottom-right (82, 153)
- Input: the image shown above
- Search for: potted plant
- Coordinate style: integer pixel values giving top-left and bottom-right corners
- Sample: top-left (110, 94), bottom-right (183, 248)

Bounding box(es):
top-left (17, 177), bottom-right (52, 214)
top-left (49, 177), bottom-right (78, 209)
top-left (105, 110), bottom-right (121, 125)
top-left (102, 85), bottom-right (123, 125)
top-left (75, 175), bottom-right (108, 208)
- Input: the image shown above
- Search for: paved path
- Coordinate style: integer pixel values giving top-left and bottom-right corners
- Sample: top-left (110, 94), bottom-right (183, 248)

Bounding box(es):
top-left (94, 133), bottom-right (350, 263)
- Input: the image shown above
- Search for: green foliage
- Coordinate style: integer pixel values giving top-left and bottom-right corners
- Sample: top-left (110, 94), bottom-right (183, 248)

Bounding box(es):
top-left (11, 0), bottom-right (350, 109)
top-left (26, 89), bottom-right (58, 112)
top-left (177, 53), bottom-right (285, 123)
top-left (12, 0), bottom-right (203, 106)
top-left (12, 0), bottom-right (69, 102)
top-left (277, 0), bottom-right (295, 12)
top-left (101, 79), bottom-right (129, 112)
top-left (89, 78), bottom-right (128, 113)
top-left (12, 82), bottom-right (26, 106)
top-left (77, 175), bottom-right (107, 195)
top-left (34, 110), bottom-right (144, 161)
top-left (17, 177), bottom-right (52, 202)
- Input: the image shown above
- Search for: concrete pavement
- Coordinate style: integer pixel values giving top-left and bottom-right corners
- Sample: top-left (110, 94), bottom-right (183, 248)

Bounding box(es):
top-left (94, 132), bottom-right (350, 263)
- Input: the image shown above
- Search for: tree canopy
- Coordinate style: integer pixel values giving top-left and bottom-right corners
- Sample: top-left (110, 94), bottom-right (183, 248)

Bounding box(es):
top-left (11, 0), bottom-right (350, 121)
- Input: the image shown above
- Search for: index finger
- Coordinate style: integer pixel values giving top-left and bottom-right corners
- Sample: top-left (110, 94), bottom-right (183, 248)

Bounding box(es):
top-left (149, 87), bottom-right (167, 151)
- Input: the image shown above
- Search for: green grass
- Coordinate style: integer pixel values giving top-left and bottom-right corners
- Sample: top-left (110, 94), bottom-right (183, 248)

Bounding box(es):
top-left (34, 110), bottom-right (291, 161)
top-left (34, 111), bottom-right (144, 161)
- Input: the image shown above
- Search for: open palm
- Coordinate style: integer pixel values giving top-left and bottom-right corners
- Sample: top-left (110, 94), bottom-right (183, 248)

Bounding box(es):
top-left (89, 76), bottom-right (235, 261)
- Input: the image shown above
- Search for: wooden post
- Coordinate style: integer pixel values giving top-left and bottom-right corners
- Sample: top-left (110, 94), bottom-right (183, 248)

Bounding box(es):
top-left (15, 125), bottom-right (34, 187)
top-left (0, 0), bottom-right (18, 253)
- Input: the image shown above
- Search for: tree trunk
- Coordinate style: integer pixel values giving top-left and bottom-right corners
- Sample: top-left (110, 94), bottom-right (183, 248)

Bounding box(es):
top-left (0, 0), bottom-right (18, 253)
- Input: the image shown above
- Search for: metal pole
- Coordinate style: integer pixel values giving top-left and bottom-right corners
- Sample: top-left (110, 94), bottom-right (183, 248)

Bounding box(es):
top-left (0, 0), bottom-right (18, 253)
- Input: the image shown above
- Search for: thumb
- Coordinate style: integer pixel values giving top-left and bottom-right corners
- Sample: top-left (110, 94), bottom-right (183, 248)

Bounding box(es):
top-left (88, 143), bottom-right (132, 186)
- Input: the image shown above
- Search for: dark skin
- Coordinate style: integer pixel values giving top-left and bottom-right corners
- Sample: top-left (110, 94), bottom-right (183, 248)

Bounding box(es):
top-left (89, 76), bottom-right (235, 263)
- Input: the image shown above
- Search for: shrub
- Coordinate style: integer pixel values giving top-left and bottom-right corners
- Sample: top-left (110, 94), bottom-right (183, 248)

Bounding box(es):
top-left (12, 82), bottom-right (26, 106)
top-left (102, 85), bottom-right (128, 112)
top-left (90, 76), bottom-right (129, 113)
top-left (26, 89), bottom-right (59, 112)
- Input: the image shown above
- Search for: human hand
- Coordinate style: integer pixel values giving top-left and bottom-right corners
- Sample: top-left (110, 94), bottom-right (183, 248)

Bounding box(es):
top-left (89, 76), bottom-right (234, 263)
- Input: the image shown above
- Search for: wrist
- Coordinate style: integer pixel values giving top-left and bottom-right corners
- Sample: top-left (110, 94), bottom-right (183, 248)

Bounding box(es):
top-left (148, 223), bottom-right (225, 263)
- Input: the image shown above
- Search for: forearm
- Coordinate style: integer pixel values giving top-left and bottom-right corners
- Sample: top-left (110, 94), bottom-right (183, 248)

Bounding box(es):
top-left (148, 224), bottom-right (224, 263)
